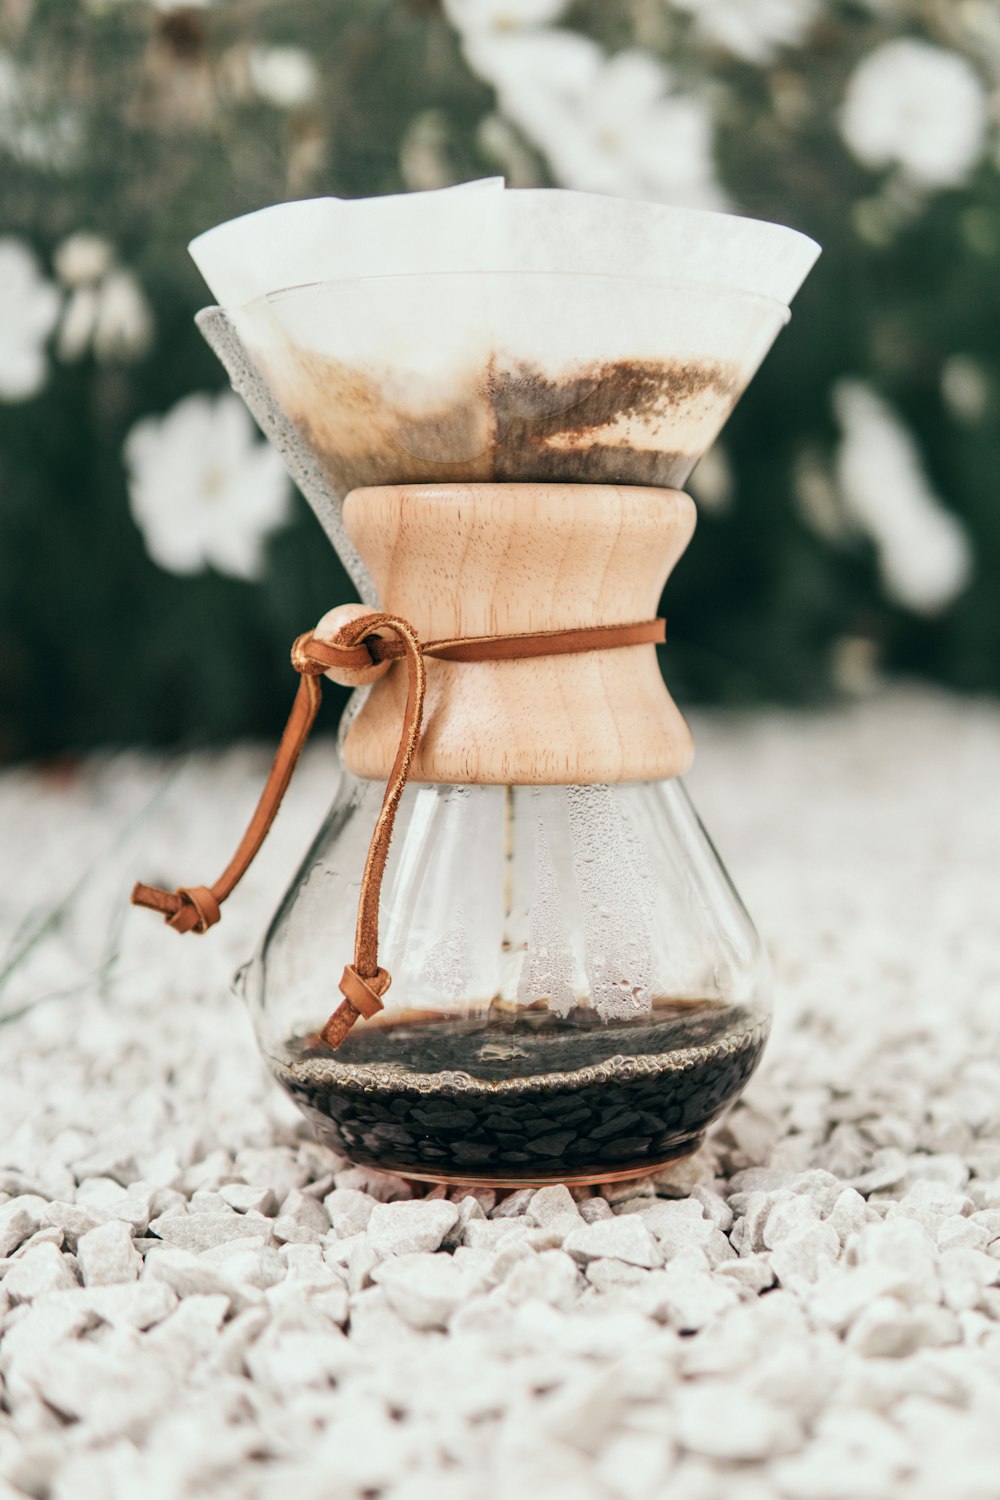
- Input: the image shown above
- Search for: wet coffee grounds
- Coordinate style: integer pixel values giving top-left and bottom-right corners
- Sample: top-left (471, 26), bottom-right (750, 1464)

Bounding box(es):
top-left (260, 351), bottom-right (739, 497)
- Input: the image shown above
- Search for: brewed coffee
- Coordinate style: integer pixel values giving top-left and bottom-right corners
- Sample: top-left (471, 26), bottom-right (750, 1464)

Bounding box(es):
top-left (270, 1000), bottom-right (768, 1184)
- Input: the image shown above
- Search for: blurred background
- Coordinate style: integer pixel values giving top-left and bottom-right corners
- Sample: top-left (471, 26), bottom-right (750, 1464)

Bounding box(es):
top-left (2, 0), bottom-right (999, 761)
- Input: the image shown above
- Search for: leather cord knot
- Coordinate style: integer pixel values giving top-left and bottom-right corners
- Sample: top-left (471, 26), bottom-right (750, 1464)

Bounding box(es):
top-left (290, 633), bottom-right (328, 677)
top-left (291, 628), bottom-right (383, 678)
top-left (170, 885), bottom-right (222, 934)
top-left (130, 880), bottom-right (222, 933)
top-left (131, 609), bottom-right (665, 1050)
top-left (340, 963), bottom-right (392, 1017)
top-left (321, 964), bottom-right (392, 1050)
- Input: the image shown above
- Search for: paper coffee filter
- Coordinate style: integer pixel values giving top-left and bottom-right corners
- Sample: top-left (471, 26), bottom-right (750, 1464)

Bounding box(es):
top-left (190, 181), bottom-right (818, 310)
top-left (192, 184), bottom-right (819, 565)
top-left (188, 179), bottom-right (505, 312)
top-left (490, 190), bottom-right (818, 305)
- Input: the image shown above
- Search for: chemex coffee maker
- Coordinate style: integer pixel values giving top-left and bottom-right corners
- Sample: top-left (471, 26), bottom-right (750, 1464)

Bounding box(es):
top-left (133, 181), bottom-right (819, 1185)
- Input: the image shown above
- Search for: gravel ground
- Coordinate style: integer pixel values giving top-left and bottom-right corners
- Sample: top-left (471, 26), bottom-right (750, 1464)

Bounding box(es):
top-left (1, 687), bottom-right (999, 1500)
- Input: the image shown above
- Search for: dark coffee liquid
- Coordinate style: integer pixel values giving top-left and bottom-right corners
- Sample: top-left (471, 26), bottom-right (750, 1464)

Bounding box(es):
top-left (269, 1000), bottom-right (768, 1184)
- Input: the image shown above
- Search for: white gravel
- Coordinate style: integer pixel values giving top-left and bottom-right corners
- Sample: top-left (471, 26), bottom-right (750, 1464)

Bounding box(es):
top-left (1, 688), bottom-right (999, 1500)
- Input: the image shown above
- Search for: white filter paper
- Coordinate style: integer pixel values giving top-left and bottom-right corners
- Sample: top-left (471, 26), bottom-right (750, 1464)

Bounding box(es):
top-left (191, 183), bottom-right (819, 531)
top-left (191, 181), bottom-right (818, 309)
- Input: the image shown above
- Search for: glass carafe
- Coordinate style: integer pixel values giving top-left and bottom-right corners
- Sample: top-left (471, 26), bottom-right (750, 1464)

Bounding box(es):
top-left (250, 774), bottom-right (770, 1184)
top-left (136, 188), bottom-right (820, 1186)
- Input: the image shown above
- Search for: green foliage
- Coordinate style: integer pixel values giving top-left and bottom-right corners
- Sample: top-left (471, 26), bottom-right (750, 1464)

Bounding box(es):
top-left (1, 0), bottom-right (998, 759)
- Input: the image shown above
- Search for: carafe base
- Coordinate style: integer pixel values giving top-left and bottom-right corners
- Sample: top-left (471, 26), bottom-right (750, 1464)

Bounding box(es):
top-left (392, 1134), bottom-right (705, 1188)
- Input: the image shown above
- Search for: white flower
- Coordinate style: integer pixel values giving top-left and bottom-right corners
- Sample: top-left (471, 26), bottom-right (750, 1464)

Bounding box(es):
top-left (54, 235), bottom-right (154, 365)
top-left (124, 392), bottom-right (291, 579)
top-left (444, 0), bottom-right (567, 33)
top-left (833, 379), bottom-right (972, 615)
top-left (794, 447), bottom-right (846, 542)
top-left (464, 30), bottom-right (725, 208)
top-left (0, 238), bottom-right (60, 402)
top-left (93, 270), bottom-right (154, 361)
top-left (668, 0), bottom-right (820, 65)
top-left (247, 46), bottom-right (319, 109)
top-left (53, 232), bottom-right (114, 287)
top-left (840, 40), bottom-right (987, 189)
top-left (464, 26), bottom-right (603, 115)
top-left (940, 355), bottom-right (989, 425)
top-left (688, 444), bottom-right (734, 512)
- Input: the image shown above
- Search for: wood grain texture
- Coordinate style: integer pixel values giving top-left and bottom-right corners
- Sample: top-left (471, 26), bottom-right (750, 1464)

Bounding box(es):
top-left (341, 482), bottom-right (696, 785)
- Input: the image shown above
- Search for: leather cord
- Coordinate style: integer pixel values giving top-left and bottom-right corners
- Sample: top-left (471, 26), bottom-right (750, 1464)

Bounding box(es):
top-left (132, 612), bottom-right (665, 1049)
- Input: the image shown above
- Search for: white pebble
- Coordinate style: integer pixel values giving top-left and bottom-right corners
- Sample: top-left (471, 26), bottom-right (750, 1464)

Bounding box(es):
top-left (143, 1245), bottom-right (235, 1303)
top-left (640, 1199), bottom-right (733, 1267)
top-left (462, 1219), bottom-right (529, 1252)
top-left (504, 1250), bottom-right (580, 1309)
top-left (763, 1194), bottom-right (821, 1247)
top-left (489, 1231), bottom-right (535, 1281)
top-left (937, 1246), bottom-right (997, 1312)
top-left (324, 1187), bottom-right (375, 1238)
top-left (850, 1218), bottom-right (940, 1304)
top-left (442, 1194), bottom-right (485, 1249)
top-left (147, 1212), bottom-right (273, 1252)
top-left (77, 1220), bottom-right (142, 1287)
top-left (808, 1263), bottom-right (905, 1334)
top-left (825, 1188), bottom-right (874, 1244)
top-left (716, 1254), bottom-right (776, 1294)
top-left (366, 1199), bottom-right (459, 1258)
top-left (769, 1223), bottom-right (841, 1287)
top-left (527, 1185), bottom-right (580, 1227)
top-left (651, 1149), bottom-right (718, 1196)
top-left (492, 1188), bottom-right (537, 1219)
top-left (3, 1243), bottom-right (78, 1302)
top-left (374, 1252), bottom-right (483, 1330)
top-left (244, 1326), bottom-right (355, 1398)
top-left (183, 1149), bottom-right (233, 1193)
top-left (563, 1217), bottom-right (660, 1269)
top-left (74, 1179), bottom-right (152, 1234)
top-left (577, 1197), bottom-right (615, 1224)
top-left (936, 1214), bottom-right (991, 1252)
top-left (333, 1166), bottom-right (412, 1202)
top-left (41, 1201), bottom-right (103, 1247)
top-left (677, 1382), bottom-right (799, 1460)
top-left (850, 1149), bottom-right (910, 1194)
top-left (0, 1197), bottom-right (47, 1257)
top-left (276, 1189), bottom-right (329, 1234)
top-left (51, 1281), bottom-right (178, 1330)
top-left (690, 1185), bottom-right (733, 1233)
top-left (790, 1169), bottom-right (845, 1216)
top-left (847, 1298), bottom-right (961, 1358)
top-left (234, 1147), bottom-right (307, 1202)
top-left (637, 1266), bottom-right (740, 1332)
top-left (585, 1258), bottom-right (649, 1292)
top-left (201, 1236), bottom-right (285, 1282)
top-left (595, 1430), bottom-right (673, 1499)
top-left (526, 1212), bottom-right (584, 1251)
top-left (218, 1183), bottom-right (277, 1216)
top-left (730, 1191), bottom-right (773, 1255)
top-left (348, 1237), bottom-right (378, 1293)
